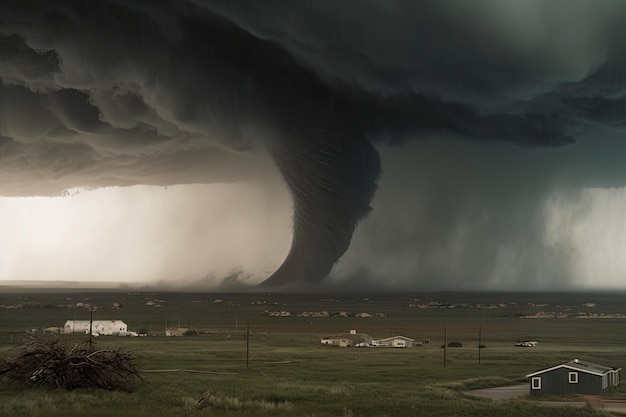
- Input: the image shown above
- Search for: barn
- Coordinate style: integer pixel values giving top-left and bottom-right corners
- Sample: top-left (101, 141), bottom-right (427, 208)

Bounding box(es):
top-left (63, 320), bottom-right (128, 336)
top-left (526, 359), bottom-right (620, 396)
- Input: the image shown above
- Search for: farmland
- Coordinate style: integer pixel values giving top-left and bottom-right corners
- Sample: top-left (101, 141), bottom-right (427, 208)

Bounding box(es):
top-left (1, 289), bottom-right (626, 416)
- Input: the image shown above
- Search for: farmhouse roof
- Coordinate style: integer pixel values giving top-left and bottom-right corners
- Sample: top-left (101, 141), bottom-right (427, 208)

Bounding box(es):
top-left (377, 335), bottom-right (415, 342)
top-left (64, 319), bottom-right (127, 325)
top-left (527, 359), bottom-right (621, 378)
top-left (322, 333), bottom-right (373, 343)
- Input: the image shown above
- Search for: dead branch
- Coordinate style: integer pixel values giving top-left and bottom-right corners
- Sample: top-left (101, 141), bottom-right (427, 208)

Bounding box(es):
top-left (0, 336), bottom-right (142, 392)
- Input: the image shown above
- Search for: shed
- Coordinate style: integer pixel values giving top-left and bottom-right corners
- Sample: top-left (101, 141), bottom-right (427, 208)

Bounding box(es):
top-left (374, 336), bottom-right (415, 348)
top-left (63, 320), bottom-right (128, 336)
top-left (526, 359), bottom-right (620, 396)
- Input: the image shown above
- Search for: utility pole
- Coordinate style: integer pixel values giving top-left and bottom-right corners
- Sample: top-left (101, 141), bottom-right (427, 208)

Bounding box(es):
top-left (444, 324), bottom-right (447, 368)
top-left (478, 325), bottom-right (482, 365)
top-left (246, 324), bottom-right (250, 369)
top-left (89, 307), bottom-right (96, 351)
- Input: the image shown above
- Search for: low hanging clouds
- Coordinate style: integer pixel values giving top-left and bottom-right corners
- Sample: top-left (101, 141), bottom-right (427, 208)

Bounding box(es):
top-left (2, 1), bottom-right (626, 289)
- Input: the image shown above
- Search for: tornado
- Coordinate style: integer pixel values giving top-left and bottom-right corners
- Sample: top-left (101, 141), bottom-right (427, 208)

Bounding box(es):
top-left (260, 127), bottom-right (381, 287)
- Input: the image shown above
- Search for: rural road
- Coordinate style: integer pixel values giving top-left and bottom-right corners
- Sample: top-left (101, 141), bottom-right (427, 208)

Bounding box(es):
top-left (466, 385), bottom-right (626, 414)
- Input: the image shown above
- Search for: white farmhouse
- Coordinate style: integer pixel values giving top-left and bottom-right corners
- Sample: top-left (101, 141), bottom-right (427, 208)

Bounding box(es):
top-left (63, 320), bottom-right (128, 336)
top-left (374, 336), bottom-right (415, 348)
top-left (320, 330), bottom-right (416, 348)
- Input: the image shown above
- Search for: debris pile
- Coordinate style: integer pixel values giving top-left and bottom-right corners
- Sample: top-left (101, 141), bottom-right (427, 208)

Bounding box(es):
top-left (0, 336), bottom-right (141, 391)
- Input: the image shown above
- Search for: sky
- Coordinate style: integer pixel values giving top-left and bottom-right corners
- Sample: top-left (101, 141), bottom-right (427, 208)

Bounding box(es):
top-left (2, 1), bottom-right (626, 291)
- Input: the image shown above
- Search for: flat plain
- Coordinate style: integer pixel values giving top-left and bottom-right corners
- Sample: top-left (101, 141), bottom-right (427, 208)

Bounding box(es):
top-left (1, 289), bottom-right (625, 417)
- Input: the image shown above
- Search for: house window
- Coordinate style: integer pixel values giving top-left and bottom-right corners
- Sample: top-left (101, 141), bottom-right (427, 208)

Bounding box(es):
top-left (531, 377), bottom-right (541, 390)
top-left (569, 372), bottom-right (578, 384)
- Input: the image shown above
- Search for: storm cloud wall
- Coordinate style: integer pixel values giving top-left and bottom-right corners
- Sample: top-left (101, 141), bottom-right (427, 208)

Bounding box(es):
top-left (3, 1), bottom-right (626, 288)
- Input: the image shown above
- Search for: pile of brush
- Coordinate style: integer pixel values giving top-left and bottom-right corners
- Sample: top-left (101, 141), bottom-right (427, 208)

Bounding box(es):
top-left (0, 336), bottom-right (141, 391)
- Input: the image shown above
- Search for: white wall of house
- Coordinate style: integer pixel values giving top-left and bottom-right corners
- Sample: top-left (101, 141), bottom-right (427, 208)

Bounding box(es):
top-left (375, 336), bottom-right (414, 348)
top-left (63, 320), bottom-right (128, 335)
top-left (320, 337), bottom-right (353, 347)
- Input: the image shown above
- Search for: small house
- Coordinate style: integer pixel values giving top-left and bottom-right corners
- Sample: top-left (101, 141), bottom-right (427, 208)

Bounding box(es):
top-left (374, 336), bottom-right (415, 348)
top-left (527, 359), bottom-right (620, 396)
top-left (63, 320), bottom-right (128, 336)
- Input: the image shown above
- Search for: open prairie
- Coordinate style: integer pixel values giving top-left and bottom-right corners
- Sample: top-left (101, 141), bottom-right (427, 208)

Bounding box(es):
top-left (1, 290), bottom-right (625, 416)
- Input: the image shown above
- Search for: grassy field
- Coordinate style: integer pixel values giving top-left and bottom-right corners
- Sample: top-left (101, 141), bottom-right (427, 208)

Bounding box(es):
top-left (1, 290), bottom-right (625, 416)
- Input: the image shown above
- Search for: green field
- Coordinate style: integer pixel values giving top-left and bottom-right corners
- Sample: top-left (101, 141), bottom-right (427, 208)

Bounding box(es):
top-left (1, 290), bottom-right (625, 416)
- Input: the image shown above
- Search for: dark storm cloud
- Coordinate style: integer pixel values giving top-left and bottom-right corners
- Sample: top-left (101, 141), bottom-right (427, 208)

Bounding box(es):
top-left (203, 1), bottom-right (624, 104)
top-left (2, 1), bottom-right (626, 287)
top-left (332, 138), bottom-right (574, 290)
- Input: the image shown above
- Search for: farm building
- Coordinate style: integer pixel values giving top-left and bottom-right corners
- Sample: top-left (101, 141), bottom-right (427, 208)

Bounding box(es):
top-left (165, 327), bottom-right (187, 336)
top-left (63, 320), bottom-right (128, 336)
top-left (374, 336), bottom-right (415, 348)
top-left (321, 330), bottom-right (415, 348)
top-left (527, 359), bottom-right (620, 396)
top-left (321, 330), bottom-right (374, 347)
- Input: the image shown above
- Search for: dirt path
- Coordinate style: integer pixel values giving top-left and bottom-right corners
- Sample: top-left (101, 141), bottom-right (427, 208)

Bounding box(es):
top-left (466, 386), bottom-right (626, 415)
top-left (534, 400), bottom-right (626, 415)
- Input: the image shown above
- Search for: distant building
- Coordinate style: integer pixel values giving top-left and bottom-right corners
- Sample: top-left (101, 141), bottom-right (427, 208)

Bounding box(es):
top-left (515, 341), bottom-right (539, 347)
top-left (63, 320), bottom-right (128, 336)
top-left (527, 359), bottom-right (620, 396)
top-left (321, 330), bottom-right (374, 347)
top-left (374, 336), bottom-right (415, 348)
top-left (321, 330), bottom-right (415, 348)
top-left (165, 327), bottom-right (187, 336)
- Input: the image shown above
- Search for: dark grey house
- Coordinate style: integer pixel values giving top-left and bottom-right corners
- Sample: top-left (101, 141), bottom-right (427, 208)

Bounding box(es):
top-left (526, 359), bottom-right (620, 396)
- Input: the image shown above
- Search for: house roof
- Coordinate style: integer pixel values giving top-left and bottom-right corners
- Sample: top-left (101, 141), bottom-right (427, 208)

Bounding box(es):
top-left (322, 333), bottom-right (373, 343)
top-left (64, 320), bottom-right (127, 325)
top-left (376, 336), bottom-right (415, 342)
top-left (527, 359), bottom-right (621, 378)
